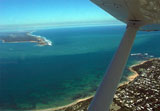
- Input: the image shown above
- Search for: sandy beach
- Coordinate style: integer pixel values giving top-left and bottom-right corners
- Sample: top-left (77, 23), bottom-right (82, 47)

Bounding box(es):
top-left (128, 58), bottom-right (155, 81)
top-left (32, 96), bottom-right (93, 111)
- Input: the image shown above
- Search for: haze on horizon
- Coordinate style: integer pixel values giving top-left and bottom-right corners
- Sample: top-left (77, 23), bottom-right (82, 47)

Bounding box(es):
top-left (0, 0), bottom-right (123, 29)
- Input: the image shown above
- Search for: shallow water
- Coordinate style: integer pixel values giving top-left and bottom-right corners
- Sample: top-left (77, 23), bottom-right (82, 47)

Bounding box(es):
top-left (0, 25), bottom-right (160, 110)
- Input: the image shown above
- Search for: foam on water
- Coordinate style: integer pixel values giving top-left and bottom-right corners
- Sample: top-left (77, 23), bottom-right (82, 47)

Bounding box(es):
top-left (131, 53), bottom-right (142, 56)
top-left (29, 32), bottom-right (52, 46)
top-left (41, 36), bottom-right (52, 46)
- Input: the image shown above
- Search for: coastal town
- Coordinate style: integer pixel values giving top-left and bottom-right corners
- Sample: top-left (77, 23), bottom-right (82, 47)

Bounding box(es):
top-left (52, 58), bottom-right (160, 111)
top-left (113, 58), bottom-right (160, 111)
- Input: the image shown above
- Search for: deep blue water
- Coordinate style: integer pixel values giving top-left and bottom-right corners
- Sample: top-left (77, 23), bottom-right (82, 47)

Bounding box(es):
top-left (0, 25), bottom-right (160, 110)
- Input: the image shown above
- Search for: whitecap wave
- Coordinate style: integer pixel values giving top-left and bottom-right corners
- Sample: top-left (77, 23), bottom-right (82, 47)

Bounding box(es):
top-left (131, 53), bottom-right (142, 56)
top-left (41, 37), bottom-right (52, 46)
top-left (28, 32), bottom-right (52, 46)
top-left (144, 53), bottom-right (148, 56)
top-left (131, 52), bottom-right (155, 59)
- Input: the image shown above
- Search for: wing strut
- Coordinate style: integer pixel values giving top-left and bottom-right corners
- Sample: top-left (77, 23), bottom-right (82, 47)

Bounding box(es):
top-left (88, 21), bottom-right (142, 111)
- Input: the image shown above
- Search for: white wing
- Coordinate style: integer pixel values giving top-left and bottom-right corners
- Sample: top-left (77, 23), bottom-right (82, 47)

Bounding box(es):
top-left (91, 0), bottom-right (160, 31)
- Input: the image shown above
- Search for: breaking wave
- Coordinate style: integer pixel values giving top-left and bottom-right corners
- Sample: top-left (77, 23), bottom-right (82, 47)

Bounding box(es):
top-left (28, 31), bottom-right (52, 46)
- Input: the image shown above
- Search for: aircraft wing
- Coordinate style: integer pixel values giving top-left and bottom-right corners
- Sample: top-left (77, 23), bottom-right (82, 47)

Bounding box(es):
top-left (90, 0), bottom-right (129, 23)
top-left (91, 0), bottom-right (160, 31)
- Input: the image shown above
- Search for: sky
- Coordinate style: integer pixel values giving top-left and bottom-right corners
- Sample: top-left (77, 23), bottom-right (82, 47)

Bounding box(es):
top-left (0, 0), bottom-right (123, 28)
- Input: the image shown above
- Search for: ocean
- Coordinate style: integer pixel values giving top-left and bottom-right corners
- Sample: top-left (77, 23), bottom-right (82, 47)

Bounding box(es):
top-left (0, 25), bottom-right (160, 110)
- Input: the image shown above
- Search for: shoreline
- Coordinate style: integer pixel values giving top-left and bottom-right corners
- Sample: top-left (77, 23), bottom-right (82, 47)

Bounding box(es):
top-left (113, 58), bottom-right (160, 110)
top-left (27, 32), bottom-right (52, 46)
top-left (33, 96), bottom-right (93, 111)
top-left (119, 59), bottom-right (153, 87)
top-left (128, 58), bottom-right (155, 81)
top-left (118, 61), bottom-right (143, 87)
top-left (34, 60), bottom-right (151, 111)
top-left (1, 58), bottom-right (155, 111)
top-left (0, 31), bottom-right (52, 46)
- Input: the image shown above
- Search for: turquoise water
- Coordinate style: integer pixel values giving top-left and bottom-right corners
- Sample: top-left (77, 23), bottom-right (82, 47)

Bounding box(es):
top-left (0, 25), bottom-right (160, 110)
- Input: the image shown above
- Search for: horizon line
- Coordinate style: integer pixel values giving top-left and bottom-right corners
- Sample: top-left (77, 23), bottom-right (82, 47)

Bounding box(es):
top-left (0, 22), bottom-right (125, 32)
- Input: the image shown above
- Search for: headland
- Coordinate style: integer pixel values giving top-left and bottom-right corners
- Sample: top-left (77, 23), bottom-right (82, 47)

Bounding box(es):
top-left (0, 32), bottom-right (52, 46)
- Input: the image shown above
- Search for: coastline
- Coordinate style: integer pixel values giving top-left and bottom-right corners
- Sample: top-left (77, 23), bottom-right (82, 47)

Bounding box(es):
top-left (27, 31), bottom-right (52, 46)
top-left (34, 60), bottom-right (150, 111)
top-left (128, 58), bottom-right (155, 81)
top-left (1, 58), bottom-right (155, 111)
top-left (118, 61), bottom-right (142, 87)
top-left (119, 59), bottom-right (153, 86)
top-left (113, 58), bottom-right (160, 110)
top-left (33, 96), bottom-right (93, 111)
top-left (0, 31), bottom-right (52, 46)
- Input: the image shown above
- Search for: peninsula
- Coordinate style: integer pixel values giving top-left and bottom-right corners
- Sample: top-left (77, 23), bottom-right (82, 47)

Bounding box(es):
top-left (0, 32), bottom-right (52, 46)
